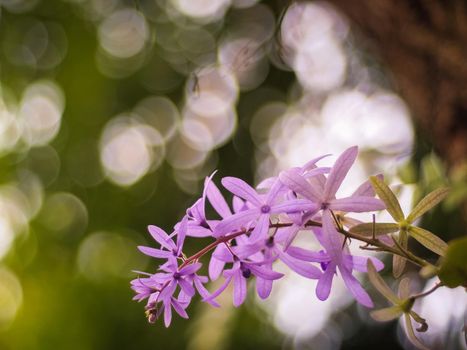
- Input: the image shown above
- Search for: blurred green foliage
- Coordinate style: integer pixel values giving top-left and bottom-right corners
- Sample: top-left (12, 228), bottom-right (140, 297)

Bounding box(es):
top-left (0, 1), bottom-right (465, 350)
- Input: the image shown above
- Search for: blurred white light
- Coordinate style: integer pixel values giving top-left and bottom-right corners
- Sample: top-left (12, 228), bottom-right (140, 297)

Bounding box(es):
top-left (99, 116), bottom-right (164, 187)
top-left (260, 233), bottom-right (353, 340)
top-left (166, 134), bottom-right (208, 170)
top-left (133, 96), bottom-right (180, 141)
top-left (98, 8), bottom-right (149, 58)
top-left (19, 80), bottom-right (64, 147)
top-left (0, 267), bottom-right (22, 330)
top-left (183, 105), bottom-right (237, 150)
top-left (321, 90), bottom-right (413, 153)
top-left (0, 100), bottom-right (21, 153)
top-left (171, 0), bottom-right (231, 22)
top-left (180, 118), bottom-right (214, 151)
top-left (0, 0), bottom-right (38, 13)
top-left (77, 231), bottom-right (145, 281)
top-left (0, 218), bottom-right (15, 260)
top-left (39, 192), bottom-right (88, 236)
top-left (293, 36), bottom-right (347, 92)
top-left (411, 278), bottom-right (467, 348)
top-left (218, 38), bottom-right (269, 91)
top-left (185, 65), bottom-right (238, 117)
top-left (280, 2), bottom-right (348, 67)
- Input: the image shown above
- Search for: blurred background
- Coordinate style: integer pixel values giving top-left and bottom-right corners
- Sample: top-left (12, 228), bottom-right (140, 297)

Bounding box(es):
top-left (0, 0), bottom-right (466, 349)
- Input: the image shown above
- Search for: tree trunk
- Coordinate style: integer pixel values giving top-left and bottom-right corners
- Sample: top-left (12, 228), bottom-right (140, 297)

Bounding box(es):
top-left (324, 0), bottom-right (467, 167)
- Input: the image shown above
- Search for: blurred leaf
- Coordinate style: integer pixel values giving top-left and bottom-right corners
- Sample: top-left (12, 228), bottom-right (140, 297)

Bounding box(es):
top-left (367, 260), bottom-right (400, 304)
top-left (350, 222), bottom-right (399, 236)
top-left (421, 153), bottom-right (446, 189)
top-left (419, 264), bottom-right (439, 279)
top-left (397, 161), bottom-right (417, 184)
top-left (438, 236), bottom-right (467, 288)
top-left (406, 187), bottom-right (449, 223)
top-left (409, 226), bottom-right (447, 256)
top-left (370, 306), bottom-right (403, 322)
top-left (370, 176), bottom-right (404, 222)
top-left (393, 230), bottom-right (408, 278)
top-left (404, 314), bottom-right (429, 350)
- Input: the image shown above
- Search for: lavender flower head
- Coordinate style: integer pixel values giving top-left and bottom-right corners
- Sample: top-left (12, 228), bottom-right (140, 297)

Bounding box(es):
top-left (131, 146), bottom-right (387, 326)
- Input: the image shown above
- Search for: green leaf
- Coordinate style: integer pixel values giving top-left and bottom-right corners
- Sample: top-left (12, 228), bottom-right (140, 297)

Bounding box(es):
top-left (404, 314), bottom-right (429, 350)
top-left (367, 260), bottom-right (400, 305)
top-left (398, 277), bottom-right (411, 300)
top-left (409, 226), bottom-right (448, 257)
top-left (419, 264), bottom-right (439, 279)
top-left (370, 176), bottom-right (405, 222)
top-left (349, 222), bottom-right (399, 236)
top-left (393, 231), bottom-right (408, 278)
top-left (406, 187), bottom-right (450, 223)
top-left (370, 306), bottom-right (403, 322)
top-left (438, 236), bottom-right (467, 288)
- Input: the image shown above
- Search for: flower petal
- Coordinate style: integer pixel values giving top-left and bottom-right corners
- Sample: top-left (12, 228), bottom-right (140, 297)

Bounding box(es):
top-left (339, 264), bottom-right (373, 307)
top-left (329, 196), bottom-right (385, 212)
top-left (256, 277), bottom-right (273, 299)
top-left (271, 199), bottom-right (316, 214)
top-left (249, 214), bottom-right (270, 242)
top-left (211, 244), bottom-right (234, 263)
top-left (279, 170), bottom-right (321, 202)
top-left (186, 223), bottom-right (213, 237)
top-left (137, 246), bottom-right (172, 259)
top-left (147, 225), bottom-right (176, 251)
top-left (206, 176), bottom-right (232, 219)
top-left (179, 262), bottom-right (202, 276)
top-left (316, 263), bottom-right (335, 300)
top-left (176, 216), bottom-right (188, 255)
top-left (233, 270), bottom-right (247, 307)
top-left (222, 177), bottom-right (261, 207)
top-left (323, 146), bottom-right (358, 200)
top-left (321, 210), bottom-right (344, 263)
top-left (352, 174), bottom-right (383, 197)
top-left (208, 255), bottom-right (225, 281)
top-left (249, 264), bottom-right (283, 280)
top-left (214, 208), bottom-right (259, 237)
top-left (171, 298), bottom-right (189, 319)
top-left (280, 252), bottom-right (322, 279)
top-left (347, 255), bottom-right (384, 272)
top-left (163, 300), bottom-right (172, 327)
top-left (194, 278), bottom-right (220, 307)
top-left (265, 178), bottom-right (284, 204)
top-left (178, 278), bottom-right (195, 297)
top-left (286, 246), bottom-right (330, 262)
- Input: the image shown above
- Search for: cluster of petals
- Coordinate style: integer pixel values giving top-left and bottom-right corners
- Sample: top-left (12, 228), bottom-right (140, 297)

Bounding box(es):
top-left (131, 146), bottom-right (386, 326)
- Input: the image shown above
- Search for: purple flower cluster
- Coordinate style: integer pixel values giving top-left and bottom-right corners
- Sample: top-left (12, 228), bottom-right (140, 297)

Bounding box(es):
top-left (131, 146), bottom-right (386, 326)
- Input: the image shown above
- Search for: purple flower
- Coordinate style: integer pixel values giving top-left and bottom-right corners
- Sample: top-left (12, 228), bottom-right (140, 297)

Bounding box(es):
top-left (206, 247), bottom-right (284, 306)
top-left (279, 146), bottom-right (385, 214)
top-left (138, 216), bottom-right (188, 260)
top-left (214, 177), bottom-right (316, 241)
top-left (279, 146), bottom-right (385, 306)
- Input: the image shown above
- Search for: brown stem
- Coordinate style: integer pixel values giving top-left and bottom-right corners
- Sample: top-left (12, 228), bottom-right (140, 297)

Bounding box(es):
top-left (178, 219), bottom-right (429, 270)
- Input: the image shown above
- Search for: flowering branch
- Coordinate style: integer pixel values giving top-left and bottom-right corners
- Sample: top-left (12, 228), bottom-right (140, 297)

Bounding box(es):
top-left (130, 146), bottom-right (460, 349)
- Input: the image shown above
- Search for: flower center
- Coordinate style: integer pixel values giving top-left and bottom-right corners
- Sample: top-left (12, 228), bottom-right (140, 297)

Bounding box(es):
top-left (241, 268), bottom-right (251, 278)
top-left (240, 263), bottom-right (252, 278)
top-left (266, 236), bottom-right (274, 247)
top-left (320, 202), bottom-right (329, 210)
top-left (173, 272), bottom-right (181, 280)
top-left (261, 205), bottom-right (271, 213)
